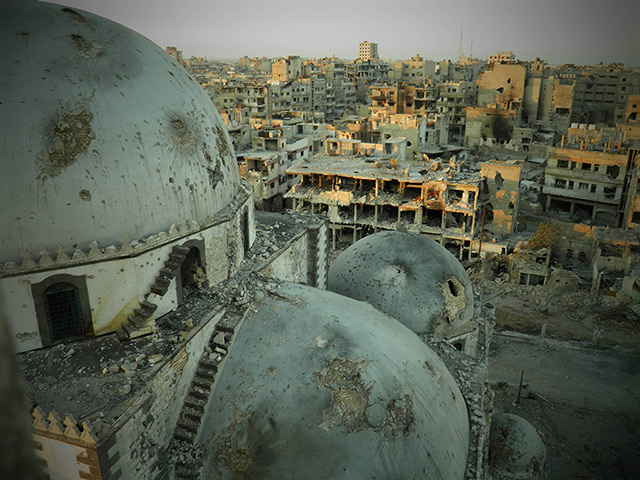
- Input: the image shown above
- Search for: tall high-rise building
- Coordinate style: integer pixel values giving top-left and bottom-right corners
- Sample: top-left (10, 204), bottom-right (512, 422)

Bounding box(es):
top-left (358, 40), bottom-right (379, 62)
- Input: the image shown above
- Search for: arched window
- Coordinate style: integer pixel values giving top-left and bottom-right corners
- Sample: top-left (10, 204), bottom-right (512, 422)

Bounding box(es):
top-left (32, 274), bottom-right (91, 346)
top-left (566, 248), bottom-right (573, 262)
top-left (43, 283), bottom-right (84, 342)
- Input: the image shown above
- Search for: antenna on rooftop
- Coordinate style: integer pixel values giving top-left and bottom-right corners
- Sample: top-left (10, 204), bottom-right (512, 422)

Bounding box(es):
top-left (457, 25), bottom-right (464, 61)
top-left (469, 38), bottom-right (473, 58)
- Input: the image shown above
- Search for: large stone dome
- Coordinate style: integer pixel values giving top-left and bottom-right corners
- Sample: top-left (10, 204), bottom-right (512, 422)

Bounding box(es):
top-left (0, 1), bottom-right (240, 263)
top-left (327, 231), bottom-right (475, 336)
top-left (200, 283), bottom-right (469, 479)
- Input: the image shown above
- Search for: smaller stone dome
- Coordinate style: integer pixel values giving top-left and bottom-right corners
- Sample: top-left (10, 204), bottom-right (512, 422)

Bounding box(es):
top-left (489, 412), bottom-right (547, 480)
top-left (327, 231), bottom-right (474, 336)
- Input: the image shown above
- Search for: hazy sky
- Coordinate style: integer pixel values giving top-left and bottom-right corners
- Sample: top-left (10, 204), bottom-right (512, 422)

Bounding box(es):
top-left (49, 0), bottom-right (640, 66)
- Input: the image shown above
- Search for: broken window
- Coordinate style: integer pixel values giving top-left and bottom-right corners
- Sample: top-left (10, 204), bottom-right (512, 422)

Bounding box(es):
top-left (445, 211), bottom-right (464, 230)
top-left (380, 205), bottom-right (398, 223)
top-left (606, 165), bottom-right (620, 179)
top-left (423, 208), bottom-right (443, 227)
top-left (581, 163), bottom-right (592, 171)
top-left (403, 185), bottom-right (421, 202)
top-left (565, 248), bottom-right (573, 262)
top-left (494, 172), bottom-right (504, 190)
top-left (579, 182), bottom-right (588, 190)
top-left (557, 160), bottom-right (569, 168)
top-left (549, 198), bottom-right (571, 212)
top-left (484, 203), bottom-right (494, 221)
top-left (400, 209), bottom-right (415, 224)
top-left (43, 283), bottom-right (84, 343)
top-left (590, 184), bottom-right (597, 193)
top-left (339, 177), bottom-right (356, 190)
top-left (360, 179), bottom-right (376, 192)
top-left (604, 187), bottom-right (616, 199)
top-left (574, 203), bottom-right (594, 220)
top-left (180, 246), bottom-right (207, 299)
top-left (529, 274), bottom-right (545, 286)
top-left (338, 205), bottom-right (353, 221)
top-left (384, 180), bottom-right (400, 194)
top-left (554, 179), bottom-right (567, 188)
top-left (361, 204), bottom-right (375, 220)
top-left (314, 203), bottom-right (328, 214)
top-left (448, 189), bottom-right (464, 203)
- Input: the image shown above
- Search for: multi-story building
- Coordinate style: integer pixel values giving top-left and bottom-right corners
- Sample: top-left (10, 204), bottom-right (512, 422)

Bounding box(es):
top-left (369, 82), bottom-right (433, 116)
top-left (271, 55), bottom-right (303, 82)
top-left (219, 106), bottom-right (251, 150)
top-left (284, 138), bottom-right (499, 259)
top-left (237, 151), bottom-right (291, 210)
top-left (345, 61), bottom-right (390, 103)
top-left (477, 62), bottom-right (526, 109)
top-left (165, 46), bottom-right (183, 65)
top-left (488, 51), bottom-right (515, 65)
top-left (211, 82), bottom-right (270, 118)
top-left (389, 55), bottom-right (437, 84)
top-left (437, 81), bottom-right (472, 143)
top-left (542, 145), bottom-right (636, 226)
top-left (465, 106), bottom-right (529, 149)
top-left (269, 76), bottom-right (356, 122)
top-left (358, 41), bottom-right (379, 62)
top-left (569, 65), bottom-right (640, 126)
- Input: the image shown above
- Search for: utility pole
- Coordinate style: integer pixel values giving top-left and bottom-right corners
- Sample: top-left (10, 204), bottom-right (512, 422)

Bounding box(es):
top-left (474, 204), bottom-right (486, 284)
top-left (515, 369), bottom-right (525, 405)
top-left (458, 25), bottom-right (463, 62)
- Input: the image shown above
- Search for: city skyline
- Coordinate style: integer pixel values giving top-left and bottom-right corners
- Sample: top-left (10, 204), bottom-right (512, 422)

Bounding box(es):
top-left (50, 0), bottom-right (640, 66)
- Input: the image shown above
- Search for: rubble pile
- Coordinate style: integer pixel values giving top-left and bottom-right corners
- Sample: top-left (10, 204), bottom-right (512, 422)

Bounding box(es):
top-left (425, 337), bottom-right (492, 480)
top-left (480, 276), bottom-right (594, 312)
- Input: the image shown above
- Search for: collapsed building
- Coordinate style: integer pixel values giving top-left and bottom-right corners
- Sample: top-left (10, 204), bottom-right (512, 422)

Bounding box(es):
top-left (285, 137), bottom-right (522, 259)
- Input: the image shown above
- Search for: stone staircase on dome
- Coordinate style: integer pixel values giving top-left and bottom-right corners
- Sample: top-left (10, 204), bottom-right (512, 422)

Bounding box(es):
top-left (116, 244), bottom-right (191, 340)
top-left (170, 323), bottom-right (236, 479)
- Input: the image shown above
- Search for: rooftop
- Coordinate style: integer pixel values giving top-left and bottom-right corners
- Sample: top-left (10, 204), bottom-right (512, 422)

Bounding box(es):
top-left (17, 210), bottom-right (321, 442)
top-left (287, 155), bottom-right (483, 184)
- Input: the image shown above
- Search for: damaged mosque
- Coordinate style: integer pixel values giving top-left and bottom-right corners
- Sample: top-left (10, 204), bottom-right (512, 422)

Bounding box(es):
top-left (0, 1), bottom-right (547, 479)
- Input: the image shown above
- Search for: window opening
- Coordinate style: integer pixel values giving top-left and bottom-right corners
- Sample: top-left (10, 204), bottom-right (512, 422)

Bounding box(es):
top-left (44, 283), bottom-right (84, 342)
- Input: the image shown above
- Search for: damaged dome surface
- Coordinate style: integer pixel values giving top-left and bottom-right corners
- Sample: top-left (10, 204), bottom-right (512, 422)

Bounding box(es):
top-left (200, 283), bottom-right (469, 479)
top-left (0, 2), bottom-right (240, 262)
top-left (327, 231), bottom-right (474, 336)
top-left (489, 412), bottom-right (546, 480)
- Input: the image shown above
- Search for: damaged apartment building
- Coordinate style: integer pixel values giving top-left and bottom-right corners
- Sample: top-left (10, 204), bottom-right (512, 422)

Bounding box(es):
top-left (543, 136), bottom-right (640, 227)
top-left (465, 56), bottom-right (534, 150)
top-left (465, 54), bottom-right (640, 152)
top-left (236, 112), bottom-right (333, 209)
top-left (285, 136), bottom-right (521, 259)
